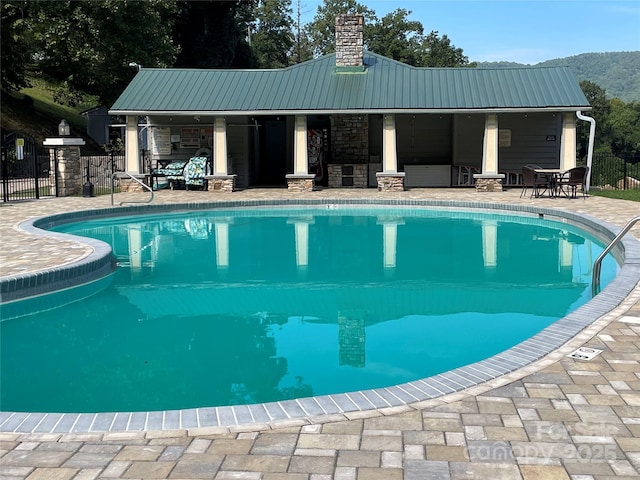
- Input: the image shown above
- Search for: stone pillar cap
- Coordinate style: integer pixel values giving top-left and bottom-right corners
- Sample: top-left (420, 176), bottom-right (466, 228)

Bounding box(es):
top-left (43, 138), bottom-right (86, 146)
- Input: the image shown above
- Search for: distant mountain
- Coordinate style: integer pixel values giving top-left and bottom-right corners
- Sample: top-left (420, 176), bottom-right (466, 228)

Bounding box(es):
top-left (476, 52), bottom-right (640, 103)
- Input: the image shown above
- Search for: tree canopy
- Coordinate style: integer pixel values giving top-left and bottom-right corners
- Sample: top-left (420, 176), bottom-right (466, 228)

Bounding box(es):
top-left (2, 0), bottom-right (473, 103)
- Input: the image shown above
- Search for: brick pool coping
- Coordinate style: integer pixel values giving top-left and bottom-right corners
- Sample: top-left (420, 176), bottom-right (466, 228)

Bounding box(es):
top-left (1, 198), bottom-right (639, 434)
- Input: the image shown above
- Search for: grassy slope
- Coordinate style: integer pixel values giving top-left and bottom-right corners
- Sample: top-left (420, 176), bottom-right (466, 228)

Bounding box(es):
top-left (1, 78), bottom-right (104, 153)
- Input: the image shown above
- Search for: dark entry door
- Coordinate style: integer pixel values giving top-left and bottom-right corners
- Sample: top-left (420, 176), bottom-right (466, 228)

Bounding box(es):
top-left (261, 120), bottom-right (287, 185)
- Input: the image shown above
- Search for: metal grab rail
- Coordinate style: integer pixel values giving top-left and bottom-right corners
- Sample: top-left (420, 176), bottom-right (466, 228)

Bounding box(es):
top-left (111, 172), bottom-right (154, 206)
top-left (592, 215), bottom-right (640, 295)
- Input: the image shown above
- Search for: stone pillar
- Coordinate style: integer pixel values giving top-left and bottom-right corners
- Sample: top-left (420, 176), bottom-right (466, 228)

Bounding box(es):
top-left (331, 114), bottom-right (369, 164)
top-left (206, 116), bottom-right (237, 192)
top-left (475, 114), bottom-right (504, 191)
top-left (335, 14), bottom-right (364, 68)
top-left (338, 311), bottom-right (365, 367)
top-left (560, 113), bottom-right (577, 171)
top-left (43, 137), bottom-right (85, 197)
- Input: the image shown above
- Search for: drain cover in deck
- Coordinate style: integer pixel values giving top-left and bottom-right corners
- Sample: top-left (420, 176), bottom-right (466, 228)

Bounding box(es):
top-left (568, 347), bottom-right (603, 361)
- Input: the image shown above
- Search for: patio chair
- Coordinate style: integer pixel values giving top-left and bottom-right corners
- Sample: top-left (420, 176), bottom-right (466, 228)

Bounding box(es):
top-left (557, 165), bottom-right (589, 198)
top-left (520, 164), bottom-right (549, 198)
top-left (154, 161), bottom-right (187, 190)
top-left (183, 156), bottom-right (211, 190)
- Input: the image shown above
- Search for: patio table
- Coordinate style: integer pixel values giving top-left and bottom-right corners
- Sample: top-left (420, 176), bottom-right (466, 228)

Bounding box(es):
top-left (534, 168), bottom-right (566, 197)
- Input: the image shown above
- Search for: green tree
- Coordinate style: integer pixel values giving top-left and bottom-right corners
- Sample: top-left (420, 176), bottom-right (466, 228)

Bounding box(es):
top-left (251, 0), bottom-right (294, 68)
top-left (174, 0), bottom-right (256, 69)
top-left (306, 0), bottom-right (376, 56)
top-left (1, 1), bottom-right (31, 92)
top-left (608, 99), bottom-right (640, 157)
top-left (27, 0), bottom-right (179, 105)
top-left (366, 9), bottom-right (423, 66)
top-left (578, 80), bottom-right (611, 157)
top-left (291, 0), bottom-right (313, 64)
top-left (420, 31), bottom-right (470, 67)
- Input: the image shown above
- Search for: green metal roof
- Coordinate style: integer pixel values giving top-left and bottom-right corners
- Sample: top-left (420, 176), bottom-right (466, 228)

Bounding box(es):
top-left (110, 52), bottom-right (590, 115)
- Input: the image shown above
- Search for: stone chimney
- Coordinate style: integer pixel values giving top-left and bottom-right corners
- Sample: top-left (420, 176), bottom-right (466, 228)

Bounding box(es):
top-left (335, 14), bottom-right (364, 67)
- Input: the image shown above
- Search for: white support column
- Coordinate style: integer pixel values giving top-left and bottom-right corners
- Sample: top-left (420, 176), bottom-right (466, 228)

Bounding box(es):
top-left (294, 115), bottom-right (308, 175)
top-left (560, 113), bottom-right (577, 171)
top-left (383, 223), bottom-right (397, 269)
top-left (482, 114), bottom-right (499, 174)
top-left (214, 222), bottom-right (230, 268)
top-left (377, 216), bottom-right (404, 270)
top-left (214, 117), bottom-right (228, 175)
top-left (559, 237), bottom-right (573, 271)
top-left (294, 221), bottom-right (309, 268)
top-left (125, 115), bottom-right (140, 173)
top-left (482, 220), bottom-right (498, 269)
top-left (382, 114), bottom-right (398, 173)
top-left (288, 216), bottom-right (314, 269)
top-left (128, 228), bottom-right (142, 272)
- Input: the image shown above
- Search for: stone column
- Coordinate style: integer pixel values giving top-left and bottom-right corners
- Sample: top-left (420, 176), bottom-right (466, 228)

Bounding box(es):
top-left (560, 113), bottom-right (577, 171)
top-left (475, 113), bottom-right (504, 192)
top-left (206, 117), bottom-right (237, 192)
top-left (286, 115), bottom-right (315, 192)
top-left (43, 137), bottom-right (85, 197)
top-left (335, 14), bottom-right (364, 68)
top-left (377, 114), bottom-right (405, 191)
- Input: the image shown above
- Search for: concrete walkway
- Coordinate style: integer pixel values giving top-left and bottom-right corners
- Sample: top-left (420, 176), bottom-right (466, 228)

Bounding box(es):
top-left (1, 188), bottom-right (639, 479)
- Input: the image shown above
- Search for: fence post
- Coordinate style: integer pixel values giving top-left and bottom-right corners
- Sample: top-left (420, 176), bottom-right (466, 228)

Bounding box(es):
top-left (1, 146), bottom-right (7, 202)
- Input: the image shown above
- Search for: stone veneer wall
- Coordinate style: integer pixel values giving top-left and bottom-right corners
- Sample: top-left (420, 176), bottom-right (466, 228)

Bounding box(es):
top-left (335, 14), bottom-right (364, 67)
top-left (331, 114), bottom-right (368, 164)
top-left (328, 164), bottom-right (368, 188)
top-left (287, 177), bottom-right (315, 192)
top-left (377, 174), bottom-right (405, 192)
top-left (475, 177), bottom-right (504, 192)
top-left (49, 146), bottom-right (82, 196)
top-left (207, 175), bottom-right (236, 193)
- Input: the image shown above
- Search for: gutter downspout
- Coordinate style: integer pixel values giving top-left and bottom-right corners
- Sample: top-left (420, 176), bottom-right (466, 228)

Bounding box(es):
top-left (576, 111), bottom-right (596, 193)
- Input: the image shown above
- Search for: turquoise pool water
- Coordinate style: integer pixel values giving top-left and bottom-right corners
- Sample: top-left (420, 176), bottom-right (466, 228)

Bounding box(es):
top-left (0, 207), bottom-right (617, 413)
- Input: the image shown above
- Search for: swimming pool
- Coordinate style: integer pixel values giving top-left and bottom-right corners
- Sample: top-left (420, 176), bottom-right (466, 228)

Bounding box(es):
top-left (1, 199), bottom-right (639, 433)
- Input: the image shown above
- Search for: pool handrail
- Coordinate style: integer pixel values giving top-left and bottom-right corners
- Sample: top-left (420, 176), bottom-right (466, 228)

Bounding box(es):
top-left (592, 215), bottom-right (640, 295)
top-left (111, 172), bottom-right (154, 206)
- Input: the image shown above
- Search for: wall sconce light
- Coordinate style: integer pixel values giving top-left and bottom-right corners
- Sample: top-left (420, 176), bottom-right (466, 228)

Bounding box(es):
top-left (58, 119), bottom-right (70, 136)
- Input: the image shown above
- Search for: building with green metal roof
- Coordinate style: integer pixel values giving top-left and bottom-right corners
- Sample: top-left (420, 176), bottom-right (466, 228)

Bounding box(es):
top-left (109, 14), bottom-right (592, 192)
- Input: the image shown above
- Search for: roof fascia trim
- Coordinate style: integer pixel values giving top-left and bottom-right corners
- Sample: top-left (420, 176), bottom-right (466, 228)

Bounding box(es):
top-left (109, 106), bottom-right (591, 117)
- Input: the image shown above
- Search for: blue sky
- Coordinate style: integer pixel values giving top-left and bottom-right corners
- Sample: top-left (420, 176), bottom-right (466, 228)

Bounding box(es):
top-left (299, 0), bottom-right (640, 64)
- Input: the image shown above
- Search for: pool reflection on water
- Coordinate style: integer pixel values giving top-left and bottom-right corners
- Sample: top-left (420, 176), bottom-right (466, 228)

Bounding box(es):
top-left (0, 208), bottom-right (616, 413)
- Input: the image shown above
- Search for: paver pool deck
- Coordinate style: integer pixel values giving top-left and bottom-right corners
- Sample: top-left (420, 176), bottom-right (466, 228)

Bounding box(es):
top-left (1, 187), bottom-right (639, 479)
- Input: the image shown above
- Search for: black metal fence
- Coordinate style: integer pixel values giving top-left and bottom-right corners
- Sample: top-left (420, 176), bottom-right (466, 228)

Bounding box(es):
top-left (582, 153), bottom-right (640, 190)
top-left (82, 153), bottom-right (125, 195)
top-left (1, 132), bottom-right (51, 201)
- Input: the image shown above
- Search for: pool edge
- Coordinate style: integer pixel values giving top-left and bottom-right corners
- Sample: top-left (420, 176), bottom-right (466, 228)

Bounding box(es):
top-left (2, 199), bottom-right (639, 434)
